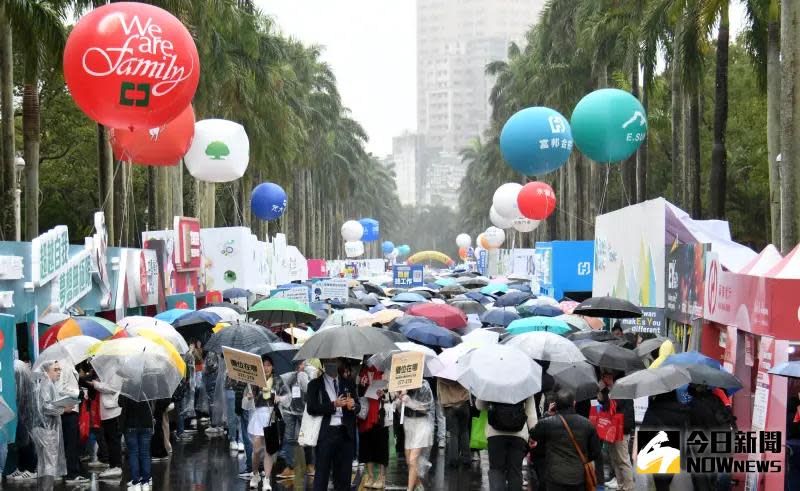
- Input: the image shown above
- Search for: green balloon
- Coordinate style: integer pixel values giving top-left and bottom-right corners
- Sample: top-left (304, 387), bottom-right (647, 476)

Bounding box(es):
top-left (570, 88), bottom-right (647, 163)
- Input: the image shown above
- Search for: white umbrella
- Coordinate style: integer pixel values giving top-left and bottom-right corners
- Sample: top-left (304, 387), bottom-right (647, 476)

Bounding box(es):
top-left (125, 325), bottom-right (190, 354)
top-left (320, 308), bottom-right (373, 329)
top-left (457, 344), bottom-right (542, 403)
top-left (284, 327), bottom-right (312, 343)
top-left (200, 306), bottom-right (242, 323)
top-left (431, 344), bottom-right (476, 380)
top-left (33, 336), bottom-right (97, 370)
top-left (461, 328), bottom-right (500, 347)
top-left (505, 331), bottom-right (586, 363)
top-left (118, 316), bottom-right (174, 332)
top-left (522, 296), bottom-right (560, 308)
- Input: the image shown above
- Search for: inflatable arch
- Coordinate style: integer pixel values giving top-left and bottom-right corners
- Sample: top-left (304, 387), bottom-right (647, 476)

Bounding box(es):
top-left (407, 251), bottom-right (455, 267)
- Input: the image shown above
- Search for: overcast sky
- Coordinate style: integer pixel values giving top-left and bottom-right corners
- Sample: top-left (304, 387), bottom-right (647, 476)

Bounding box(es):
top-left (257, 1), bottom-right (748, 157)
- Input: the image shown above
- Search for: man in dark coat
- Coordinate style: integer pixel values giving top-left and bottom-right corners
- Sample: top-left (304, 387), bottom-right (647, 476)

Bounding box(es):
top-left (641, 390), bottom-right (690, 491)
top-left (530, 390), bottom-right (602, 491)
top-left (598, 370), bottom-right (635, 490)
top-left (306, 358), bottom-right (360, 491)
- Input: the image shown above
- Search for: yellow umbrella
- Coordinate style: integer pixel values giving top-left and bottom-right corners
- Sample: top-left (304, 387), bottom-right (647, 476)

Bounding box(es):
top-left (136, 329), bottom-right (186, 377)
top-left (363, 309), bottom-right (405, 326)
top-left (212, 322), bottom-right (231, 333)
top-left (89, 334), bottom-right (186, 377)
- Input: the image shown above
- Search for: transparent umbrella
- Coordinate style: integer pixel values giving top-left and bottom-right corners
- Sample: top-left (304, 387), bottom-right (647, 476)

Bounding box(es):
top-left (33, 336), bottom-right (97, 371)
top-left (457, 344), bottom-right (541, 404)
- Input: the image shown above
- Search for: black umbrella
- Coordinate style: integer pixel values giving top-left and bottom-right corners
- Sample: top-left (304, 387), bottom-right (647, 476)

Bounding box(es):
top-left (208, 301), bottom-right (247, 314)
top-left (569, 330), bottom-right (618, 343)
top-left (494, 291), bottom-right (531, 307)
top-left (548, 361), bottom-right (599, 401)
top-left (261, 342), bottom-right (300, 375)
top-left (204, 323), bottom-right (277, 354)
top-left (573, 296), bottom-right (643, 319)
top-left (683, 364), bottom-right (743, 390)
top-left (579, 341), bottom-right (645, 372)
top-left (440, 284), bottom-right (467, 297)
top-left (634, 337), bottom-right (669, 357)
top-left (479, 309), bottom-right (520, 327)
top-left (222, 288), bottom-right (252, 300)
top-left (362, 283), bottom-right (386, 296)
top-left (457, 277), bottom-right (489, 288)
top-left (448, 299), bottom-right (487, 315)
top-left (377, 329), bottom-right (408, 343)
top-left (294, 326), bottom-right (398, 360)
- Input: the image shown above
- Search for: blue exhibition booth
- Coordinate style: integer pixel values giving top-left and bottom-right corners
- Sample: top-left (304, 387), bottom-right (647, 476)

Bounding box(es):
top-left (534, 241), bottom-right (594, 300)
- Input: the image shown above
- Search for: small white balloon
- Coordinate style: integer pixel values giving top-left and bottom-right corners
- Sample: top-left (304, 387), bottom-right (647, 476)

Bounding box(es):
top-left (490, 206), bottom-right (514, 229)
top-left (484, 226), bottom-right (506, 248)
top-left (512, 217), bottom-right (541, 232)
top-left (492, 182), bottom-right (523, 218)
top-left (456, 233), bottom-right (472, 249)
top-left (341, 220), bottom-right (364, 241)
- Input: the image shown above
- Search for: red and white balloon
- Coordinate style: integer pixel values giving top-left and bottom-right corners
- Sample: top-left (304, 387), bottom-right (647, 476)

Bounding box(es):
top-left (517, 181), bottom-right (556, 220)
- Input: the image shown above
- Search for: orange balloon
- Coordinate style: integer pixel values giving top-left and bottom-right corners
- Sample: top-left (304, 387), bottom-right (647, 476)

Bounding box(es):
top-left (458, 247), bottom-right (468, 260)
top-left (109, 104), bottom-right (195, 165)
top-left (478, 233), bottom-right (490, 249)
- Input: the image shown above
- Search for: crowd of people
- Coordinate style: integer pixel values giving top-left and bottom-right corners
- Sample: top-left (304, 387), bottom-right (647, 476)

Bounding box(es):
top-left (0, 321), bottom-right (740, 491)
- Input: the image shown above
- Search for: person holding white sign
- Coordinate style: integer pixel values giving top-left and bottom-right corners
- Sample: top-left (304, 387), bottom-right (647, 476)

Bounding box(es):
top-left (246, 355), bottom-right (288, 490)
top-left (395, 380), bottom-right (434, 491)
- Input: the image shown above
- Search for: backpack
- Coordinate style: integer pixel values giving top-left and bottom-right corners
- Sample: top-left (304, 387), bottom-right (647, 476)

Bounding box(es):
top-left (487, 401), bottom-right (527, 432)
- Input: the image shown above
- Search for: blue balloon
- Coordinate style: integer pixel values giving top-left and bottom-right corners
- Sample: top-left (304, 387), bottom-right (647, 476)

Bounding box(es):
top-left (382, 241), bottom-right (395, 255)
top-left (500, 107), bottom-right (573, 175)
top-left (358, 218), bottom-right (380, 242)
top-left (251, 182), bottom-right (287, 221)
top-left (397, 245), bottom-right (411, 256)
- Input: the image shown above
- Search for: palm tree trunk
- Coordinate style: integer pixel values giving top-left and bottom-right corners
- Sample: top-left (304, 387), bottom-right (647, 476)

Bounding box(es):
top-left (157, 166), bottom-right (172, 229)
top-left (23, 76), bottom-right (40, 240)
top-left (767, 0), bottom-right (781, 246)
top-left (624, 60), bottom-right (639, 204)
top-left (709, 2), bottom-right (730, 219)
top-left (685, 91), bottom-right (702, 217)
top-left (113, 161), bottom-right (126, 245)
top-left (567, 154), bottom-right (578, 240)
top-left (638, 61), bottom-right (652, 203)
top-left (0, 6), bottom-right (14, 239)
top-left (97, 124), bottom-right (115, 244)
top-left (671, 46), bottom-right (683, 208)
top-left (782, 0), bottom-right (800, 252)
top-left (171, 166), bottom-right (183, 218)
top-left (147, 166), bottom-right (156, 230)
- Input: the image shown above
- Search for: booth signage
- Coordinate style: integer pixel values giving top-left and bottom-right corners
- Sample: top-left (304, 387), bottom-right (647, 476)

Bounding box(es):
top-left (665, 243), bottom-right (709, 324)
top-left (619, 307), bottom-right (666, 336)
top-left (272, 286), bottom-right (311, 305)
top-left (393, 265), bottom-right (423, 287)
top-left (0, 256), bottom-right (24, 280)
top-left (174, 216), bottom-right (201, 272)
top-left (31, 225), bottom-right (70, 286)
top-left (314, 278), bottom-right (348, 302)
top-left (223, 346), bottom-right (268, 388)
top-left (52, 250), bottom-right (93, 310)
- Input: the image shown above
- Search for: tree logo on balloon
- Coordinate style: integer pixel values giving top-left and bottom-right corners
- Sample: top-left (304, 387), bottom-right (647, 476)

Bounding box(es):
top-left (205, 141), bottom-right (230, 160)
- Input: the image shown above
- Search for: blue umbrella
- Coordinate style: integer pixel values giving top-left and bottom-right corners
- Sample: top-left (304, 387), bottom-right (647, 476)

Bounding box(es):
top-left (400, 320), bottom-right (461, 348)
top-left (435, 278), bottom-right (458, 287)
top-left (494, 291), bottom-right (531, 307)
top-left (517, 304), bottom-right (563, 318)
top-left (222, 288), bottom-right (251, 299)
top-left (481, 284), bottom-right (509, 295)
top-left (369, 304), bottom-right (386, 314)
top-left (506, 317), bottom-right (572, 336)
top-left (464, 292), bottom-right (493, 305)
top-left (425, 283), bottom-right (443, 290)
top-left (172, 311), bottom-right (222, 328)
top-left (480, 309), bottom-right (521, 327)
top-left (662, 352), bottom-right (722, 369)
top-left (154, 308), bottom-right (194, 324)
top-left (393, 292), bottom-right (429, 303)
top-left (508, 283), bottom-right (532, 293)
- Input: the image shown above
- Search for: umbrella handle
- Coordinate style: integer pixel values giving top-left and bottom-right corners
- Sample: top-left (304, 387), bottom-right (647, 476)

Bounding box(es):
top-left (399, 400), bottom-right (405, 425)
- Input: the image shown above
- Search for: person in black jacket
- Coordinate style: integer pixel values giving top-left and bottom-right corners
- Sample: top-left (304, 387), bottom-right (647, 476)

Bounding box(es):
top-left (119, 396), bottom-right (155, 491)
top-left (530, 390), bottom-right (601, 491)
top-left (641, 390), bottom-right (689, 491)
top-left (306, 357), bottom-right (360, 491)
top-left (598, 370), bottom-right (635, 491)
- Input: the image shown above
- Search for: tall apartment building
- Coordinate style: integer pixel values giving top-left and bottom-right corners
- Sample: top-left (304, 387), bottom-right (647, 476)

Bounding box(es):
top-left (415, 0), bottom-right (544, 206)
top-left (391, 132), bottom-right (429, 206)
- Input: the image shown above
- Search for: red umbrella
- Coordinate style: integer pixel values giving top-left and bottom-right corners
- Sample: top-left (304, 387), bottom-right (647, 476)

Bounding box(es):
top-left (405, 303), bottom-right (467, 330)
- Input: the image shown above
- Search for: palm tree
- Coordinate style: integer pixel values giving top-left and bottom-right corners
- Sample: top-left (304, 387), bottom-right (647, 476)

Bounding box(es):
top-left (781, 0), bottom-right (799, 251)
top-left (706, 0), bottom-right (730, 218)
top-left (0, 3), bottom-right (14, 239)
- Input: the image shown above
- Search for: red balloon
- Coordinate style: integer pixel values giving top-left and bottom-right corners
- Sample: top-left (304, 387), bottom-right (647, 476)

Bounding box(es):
top-left (109, 104), bottom-right (195, 165)
top-left (517, 181), bottom-right (557, 220)
top-left (64, 2), bottom-right (200, 130)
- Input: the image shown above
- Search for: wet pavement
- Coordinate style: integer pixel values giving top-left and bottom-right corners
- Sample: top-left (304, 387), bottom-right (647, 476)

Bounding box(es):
top-left (21, 430), bottom-right (501, 491)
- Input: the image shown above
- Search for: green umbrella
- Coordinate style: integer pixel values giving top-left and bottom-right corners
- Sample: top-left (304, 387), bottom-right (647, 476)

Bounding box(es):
top-left (248, 298), bottom-right (318, 325)
top-left (506, 316), bottom-right (572, 336)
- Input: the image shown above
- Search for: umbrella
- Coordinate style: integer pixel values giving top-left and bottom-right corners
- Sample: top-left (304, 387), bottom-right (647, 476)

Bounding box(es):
top-left (123, 324), bottom-right (190, 354)
top-left (405, 303), bottom-right (467, 330)
top-left (506, 317), bottom-right (572, 336)
top-left (410, 286), bottom-right (437, 295)
top-left (680, 364), bottom-right (742, 390)
top-left (208, 302), bottom-right (247, 314)
top-left (609, 365), bottom-right (691, 399)
top-left (294, 325), bottom-right (397, 360)
top-left (360, 294), bottom-right (380, 307)
top-left (480, 309), bottom-right (520, 327)
top-left (556, 314), bottom-right (591, 332)
top-left (362, 283), bottom-right (386, 296)
top-left (400, 320), bottom-right (462, 348)
top-left (90, 337), bottom-right (184, 401)
top-left (580, 341), bottom-right (645, 372)
top-left (377, 329), bottom-right (408, 343)
top-left (368, 304), bottom-right (386, 314)
top-left (494, 291), bottom-right (531, 307)
top-left (39, 317), bottom-right (118, 349)
top-left (770, 361), bottom-right (800, 378)
top-left (204, 323), bottom-right (276, 354)
top-left (517, 304), bottom-right (563, 318)
top-left (431, 344), bottom-right (476, 380)
top-left (440, 284), bottom-right (467, 297)
top-left (457, 277), bottom-right (489, 288)
top-left (222, 288), bottom-right (251, 300)
top-left (569, 330), bottom-right (618, 343)
top-left (463, 292), bottom-right (493, 305)
top-left (573, 296), bottom-right (643, 319)
top-left (661, 352), bottom-right (722, 371)
top-left (284, 327), bottom-right (313, 344)
top-left (261, 342), bottom-right (300, 375)
top-left (481, 283), bottom-right (509, 295)
top-left (634, 337), bottom-right (669, 357)
top-left (367, 342), bottom-right (444, 376)
top-left (172, 311), bottom-right (221, 329)
top-left (154, 308), bottom-right (194, 324)
top-left (366, 309), bottom-right (405, 325)
top-left (392, 292), bottom-right (429, 303)
top-left (118, 316), bottom-right (174, 332)
top-left (505, 331), bottom-right (586, 363)
top-left (33, 336), bottom-right (97, 370)
top-left (559, 300), bottom-right (580, 314)
top-left (248, 298), bottom-right (318, 325)
top-left (320, 308), bottom-right (374, 329)
top-left (457, 344), bottom-right (542, 404)
top-left (522, 296), bottom-right (560, 308)
top-left (461, 328), bottom-right (500, 347)
top-left (548, 361), bottom-right (599, 401)
top-left (435, 278), bottom-right (458, 287)
top-left (200, 306), bottom-right (242, 323)
top-left (449, 299), bottom-right (486, 315)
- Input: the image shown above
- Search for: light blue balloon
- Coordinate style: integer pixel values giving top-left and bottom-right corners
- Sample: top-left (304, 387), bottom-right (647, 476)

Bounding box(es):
top-left (500, 107), bottom-right (573, 176)
top-left (382, 241), bottom-right (395, 255)
top-left (358, 218), bottom-right (380, 242)
top-left (570, 88), bottom-right (647, 163)
top-left (397, 245), bottom-right (411, 257)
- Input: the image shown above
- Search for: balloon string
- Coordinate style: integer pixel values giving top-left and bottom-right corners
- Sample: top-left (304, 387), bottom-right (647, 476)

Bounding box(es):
top-left (598, 165), bottom-right (610, 215)
top-left (618, 166), bottom-right (632, 208)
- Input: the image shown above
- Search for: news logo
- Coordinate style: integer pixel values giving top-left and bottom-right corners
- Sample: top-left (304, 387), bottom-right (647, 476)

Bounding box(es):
top-left (636, 430), bottom-right (681, 474)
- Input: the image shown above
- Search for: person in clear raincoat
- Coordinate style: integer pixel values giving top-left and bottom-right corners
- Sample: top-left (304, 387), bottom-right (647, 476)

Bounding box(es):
top-left (31, 360), bottom-right (70, 481)
top-left (203, 351), bottom-right (221, 433)
top-left (395, 379), bottom-right (435, 491)
top-left (13, 359), bottom-right (37, 477)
